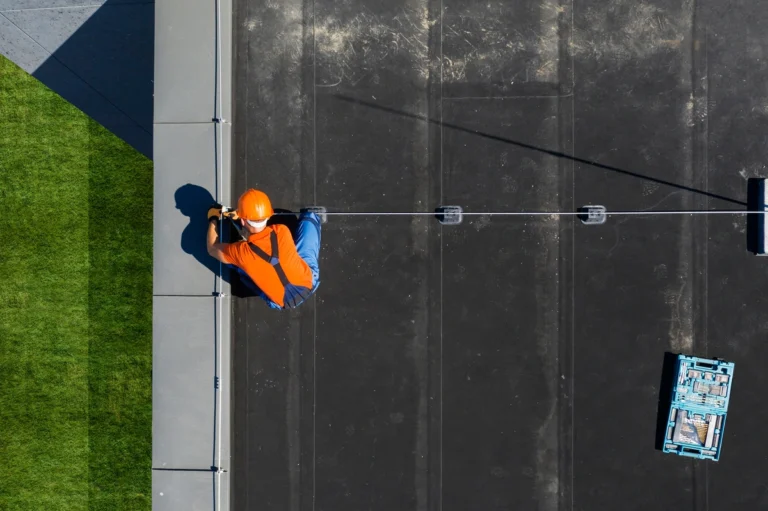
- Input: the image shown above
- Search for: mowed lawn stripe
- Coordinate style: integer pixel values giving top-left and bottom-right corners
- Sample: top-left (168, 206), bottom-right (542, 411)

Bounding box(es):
top-left (0, 55), bottom-right (152, 510)
top-left (87, 119), bottom-right (152, 510)
top-left (0, 56), bottom-right (90, 510)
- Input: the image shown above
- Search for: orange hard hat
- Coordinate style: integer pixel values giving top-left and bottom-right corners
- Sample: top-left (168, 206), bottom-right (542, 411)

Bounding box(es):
top-left (236, 189), bottom-right (274, 221)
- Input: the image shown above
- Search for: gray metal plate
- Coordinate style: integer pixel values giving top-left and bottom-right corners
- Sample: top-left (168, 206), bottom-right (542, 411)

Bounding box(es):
top-left (152, 470), bottom-right (229, 511)
top-left (153, 122), bottom-right (221, 296)
top-left (219, 0), bottom-right (231, 125)
top-left (217, 292), bottom-right (231, 467)
top-left (153, 296), bottom-right (217, 469)
top-left (154, 0), bottom-right (215, 123)
top-left (217, 122), bottom-right (232, 207)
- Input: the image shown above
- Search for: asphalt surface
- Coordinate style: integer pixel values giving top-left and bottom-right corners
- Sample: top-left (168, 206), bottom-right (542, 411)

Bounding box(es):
top-left (232, 0), bottom-right (768, 509)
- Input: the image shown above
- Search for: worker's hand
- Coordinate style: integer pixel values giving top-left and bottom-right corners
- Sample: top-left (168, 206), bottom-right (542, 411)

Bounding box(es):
top-left (208, 203), bottom-right (223, 224)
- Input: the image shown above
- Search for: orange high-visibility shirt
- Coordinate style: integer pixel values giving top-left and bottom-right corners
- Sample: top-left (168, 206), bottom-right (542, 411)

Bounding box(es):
top-left (222, 225), bottom-right (312, 307)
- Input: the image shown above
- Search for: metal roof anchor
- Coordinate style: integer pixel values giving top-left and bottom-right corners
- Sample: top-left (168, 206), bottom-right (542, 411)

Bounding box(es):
top-left (435, 205), bottom-right (463, 225)
top-left (578, 205), bottom-right (607, 225)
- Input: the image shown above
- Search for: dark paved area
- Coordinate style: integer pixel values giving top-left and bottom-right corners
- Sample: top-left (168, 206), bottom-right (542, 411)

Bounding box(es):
top-left (232, 0), bottom-right (768, 509)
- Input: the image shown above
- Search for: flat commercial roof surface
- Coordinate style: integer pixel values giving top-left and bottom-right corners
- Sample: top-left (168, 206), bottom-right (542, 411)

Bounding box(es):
top-left (231, 0), bottom-right (768, 508)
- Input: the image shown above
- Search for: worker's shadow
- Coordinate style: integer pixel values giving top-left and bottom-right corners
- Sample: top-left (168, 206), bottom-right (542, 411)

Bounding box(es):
top-left (174, 184), bottom-right (235, 288)
top-left (654, 351), bottom-right (679, 451)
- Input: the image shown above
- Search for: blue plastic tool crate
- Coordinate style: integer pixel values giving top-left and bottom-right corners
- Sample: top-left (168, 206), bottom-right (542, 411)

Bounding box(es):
top-left (662, 355), bottom-right (735, 461)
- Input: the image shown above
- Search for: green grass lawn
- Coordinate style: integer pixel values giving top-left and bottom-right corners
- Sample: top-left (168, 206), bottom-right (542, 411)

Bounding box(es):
top-left (0, 55), bottom-right (152, 510)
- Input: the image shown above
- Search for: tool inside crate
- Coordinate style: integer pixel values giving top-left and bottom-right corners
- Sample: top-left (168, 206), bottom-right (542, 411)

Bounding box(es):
top-left (675, 364), bottom-right (731, 408)
top-left (667, 409), bottom-right (723, 452)
top-left (663, 356), bottom-right (734, 460)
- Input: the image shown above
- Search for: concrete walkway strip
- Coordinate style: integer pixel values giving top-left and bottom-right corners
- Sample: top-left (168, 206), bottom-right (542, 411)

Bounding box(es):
top-left (152, 0), bottom-right (232, 509)
top-left (0, 13), bottom-right (49, 71)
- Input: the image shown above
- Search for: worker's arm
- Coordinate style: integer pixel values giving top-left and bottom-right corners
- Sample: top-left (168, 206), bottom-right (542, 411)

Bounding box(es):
top-left (206, 204), bottom-right (232, 264)
top-left (207, 221), bottom-right (232, 264)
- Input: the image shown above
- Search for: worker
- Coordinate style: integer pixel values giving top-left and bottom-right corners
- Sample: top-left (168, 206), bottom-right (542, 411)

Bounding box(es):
top-left (206, 189), bottom-right (321, 309)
